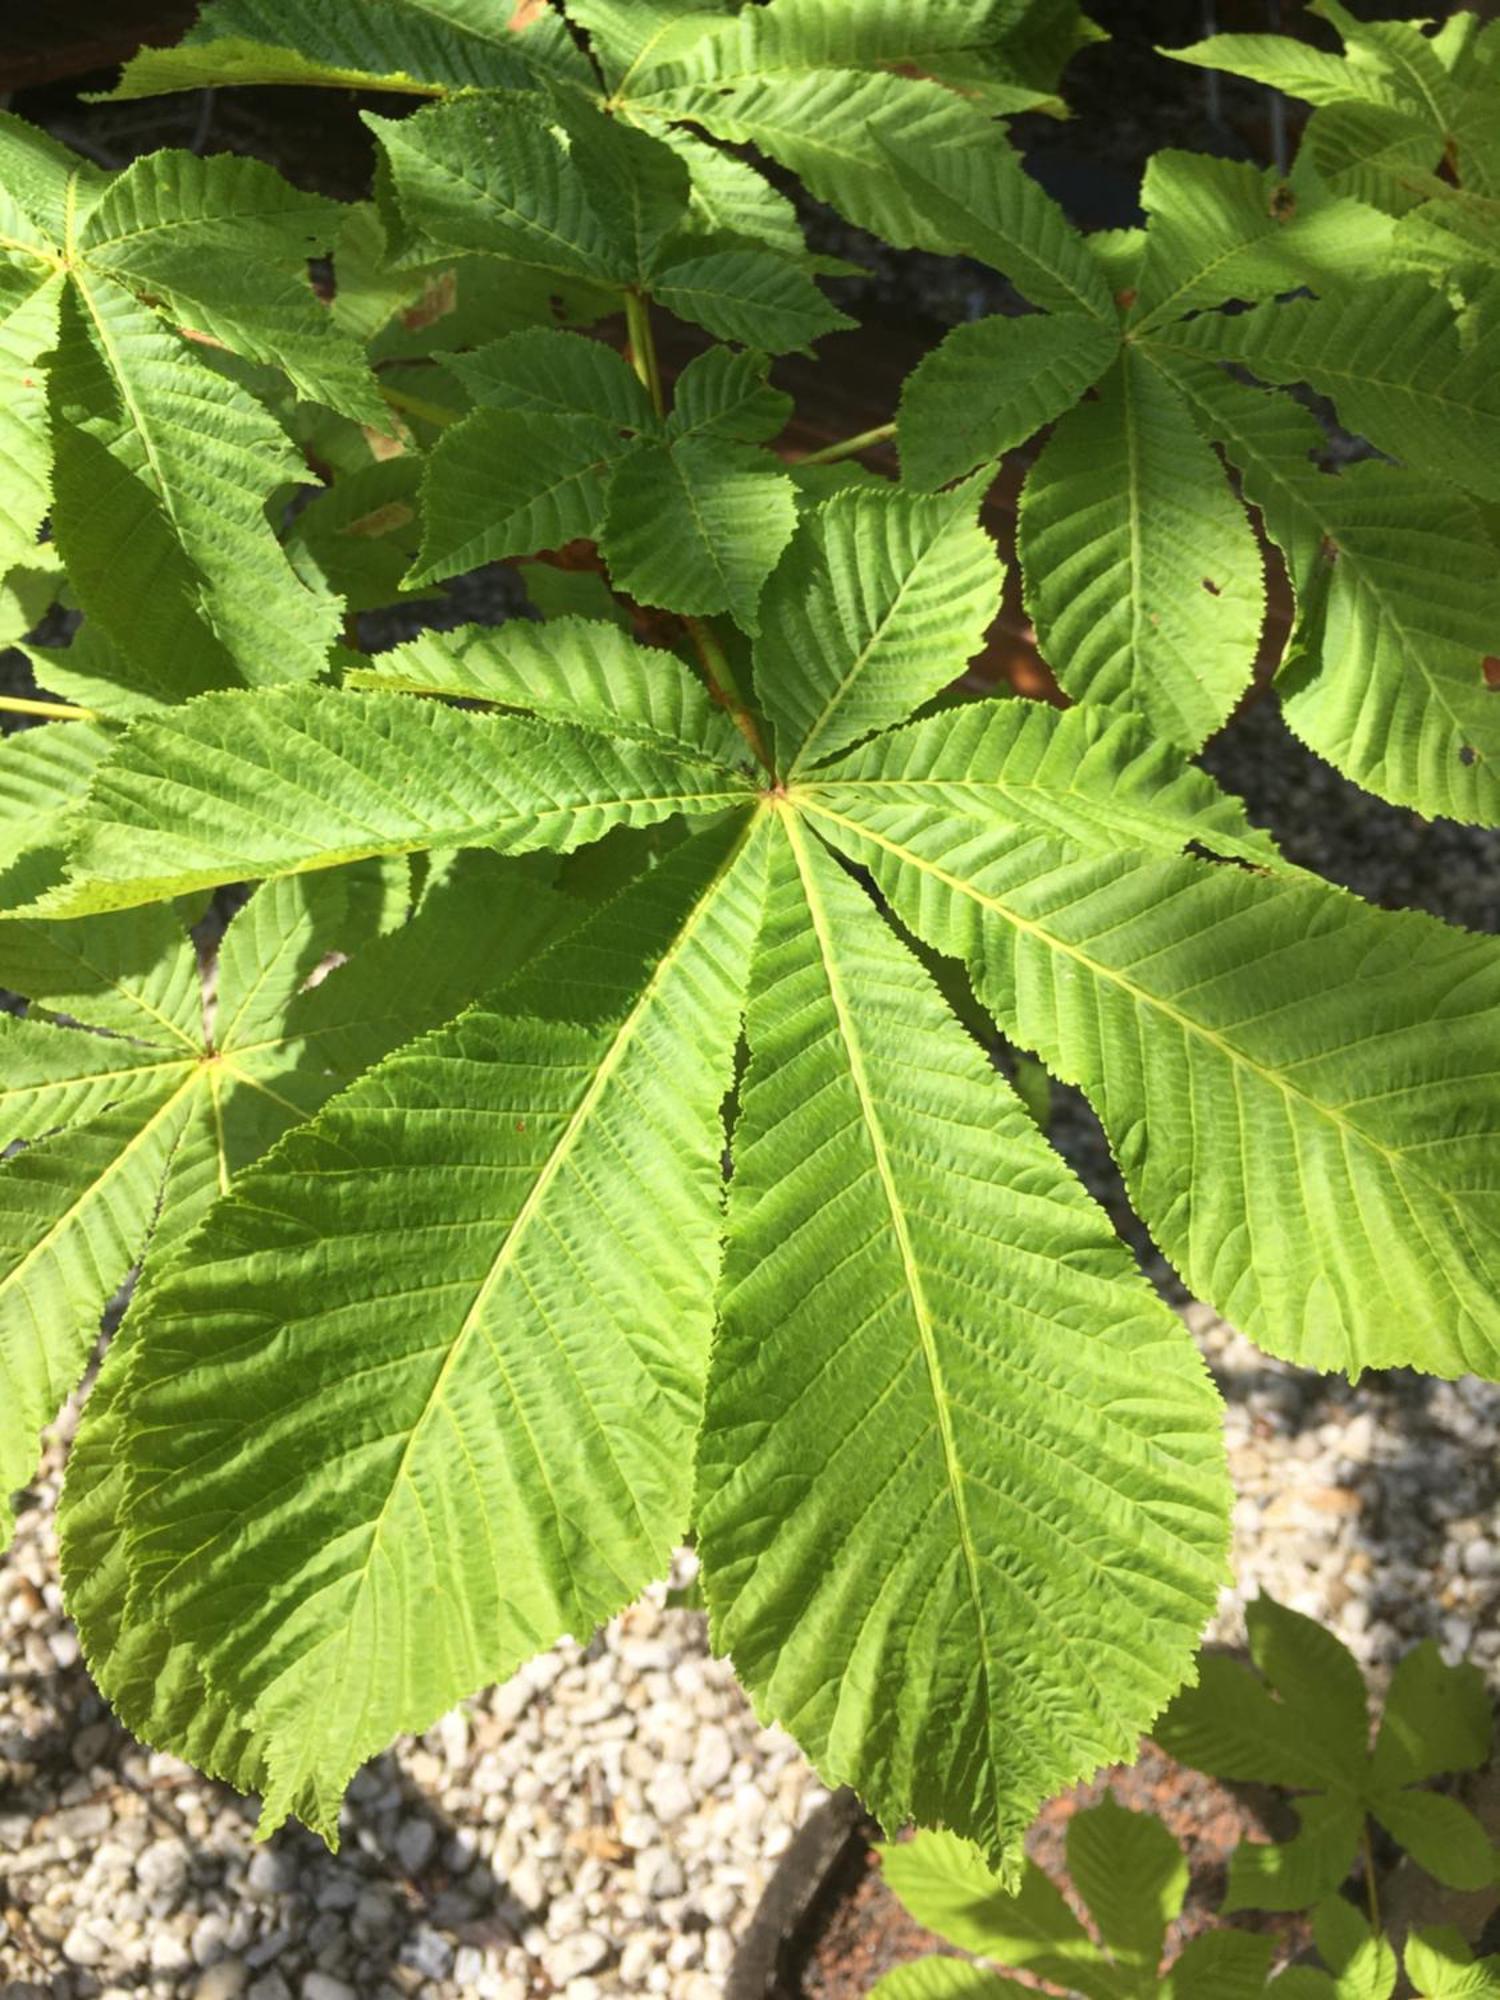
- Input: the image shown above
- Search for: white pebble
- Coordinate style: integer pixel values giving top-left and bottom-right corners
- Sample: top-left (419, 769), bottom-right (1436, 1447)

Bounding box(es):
top-left (62, 1920), bottom-right (109, 1966)
top-left (195, 1964), bottom-right (249, 2000)
top-left (543, 1930), bottom-right (613, 1983)
top-left (301, 1976), bottom-right (357, 2000)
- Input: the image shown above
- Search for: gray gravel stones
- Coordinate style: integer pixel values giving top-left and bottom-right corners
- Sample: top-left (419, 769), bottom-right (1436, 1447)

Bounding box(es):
top-left (2, 1406), bottom-right (826, 1998)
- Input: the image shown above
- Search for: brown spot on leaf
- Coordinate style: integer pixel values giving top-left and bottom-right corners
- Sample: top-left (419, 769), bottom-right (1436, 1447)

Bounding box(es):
top-left (508, 0), bottom-right (548, 28)
top-left (1115, 287), bottom-right (1137, 311)
top-left (179, 325), bottom-right (230, 352)
top-left (1459, 744), bottom-right (1478, 766)
top-left (1269, 180), bottom-right (1296, 221)
top-left (362, 424), bottom-right (408, 462)
top-left (1319, 533), bottom-right (1341, 565)
top-left (1483, 656), bottom-right (1500, 689)
top-left (400, 268), bottom-right (457, 331)
top-left (1201, 577), bottom-right (1221, 596)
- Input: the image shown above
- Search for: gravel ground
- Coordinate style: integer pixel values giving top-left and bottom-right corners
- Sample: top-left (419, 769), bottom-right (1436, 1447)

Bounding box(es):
top-left (2, 1399), bottom-right (827, 2000)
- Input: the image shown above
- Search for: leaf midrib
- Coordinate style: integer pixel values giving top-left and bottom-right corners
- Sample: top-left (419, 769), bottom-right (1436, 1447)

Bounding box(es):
top-left (260, 808), bottom-right (757, 1794)
top-left (800, 797), bottom-right (1472, 1230)
top-left (0, 1066), bottom-right (201, 1294)
top-left (785, 519), bottom-right (950, 781)
top-left (1152, 346), bottom-right (1496, 765)
top-left (783, 808), bottom-right (1000, 1827)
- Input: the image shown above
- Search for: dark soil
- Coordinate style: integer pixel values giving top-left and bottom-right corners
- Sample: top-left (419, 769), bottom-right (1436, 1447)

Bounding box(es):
top-left (800, 1741), bottom-right (1311, 2000)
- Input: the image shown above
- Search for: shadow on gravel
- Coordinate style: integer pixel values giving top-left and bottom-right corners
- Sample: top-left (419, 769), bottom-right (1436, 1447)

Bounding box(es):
top-left (1, 1637), bottom-right (548, 1993)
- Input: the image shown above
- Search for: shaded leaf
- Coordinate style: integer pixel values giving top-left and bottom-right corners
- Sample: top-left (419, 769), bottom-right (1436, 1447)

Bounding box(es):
top-left (897, 311), bottom-right (1118, 492)
top-left (756, 484), bottom-right (1002, 776)
top-left (601, 436), bottom-right (797, 631)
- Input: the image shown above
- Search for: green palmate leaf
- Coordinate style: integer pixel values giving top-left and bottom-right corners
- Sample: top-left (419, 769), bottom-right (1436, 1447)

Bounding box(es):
top-left (804, 767), bottom-right (1500, 1375)
top-left (411, 408), bottom-right (633, 583)
top-left (76, 149), bottom-right (384, 426)
top-left (36, 686), bottom-right (753, 915)
top-left (698, 817), bottom-right (1227, 1867)
top-left (871, 1962), bottom-right (1025, 2000)
top-left (1127, 150), bottom-right (1394, 332)
top-left (1164, 1931), bottom-right (1278, 1999)
top-left (1065, 1796), bottom-right (1188, 1972)
top-left (0, 111), bottom-right (358, 699)
top-left (1405, 1927), bottom-right (1500, 2000)
top-left (754, 484), bottom-right (1003, 776)
top-left (88, 816), bottom-right (765, 1839)
top-left (50, 284), bottom-right (340, 697)
top-left (1152, 348), bottom-right (1500, 824)
top-left (649, 242), bottom-right (853, 350)
top-left (366, 95), bottom-right (624, 283)
top-left (103, 0), bottom-right (591, 98)
top-left (4, 862), bottom-right (525, 1544)
top-left (601, 436), bottom-right (797, 631)
top-left (1169, 277), bottom-right (1500, 505)
top-left (345, 615), bottom-right (747, 766)
top-left (666, 344), bottom-right (791, 444)
top-left (1158, 1599), bottom-right (1497, 1912)
top-left (444, 326), bottom-right (658, 431)
top-left (897, 310), bottom-right (1119, 492)
top-left (0, 268), bottom-right (64, 575)
top-left (284, 455), bottom-right (429, 614)
top-left (1018, 348), bottom-right (1264, 748)
top-left (0, 723), bottom-right (116, 891)
top-left (871, 119), bottom-right (1113, 319)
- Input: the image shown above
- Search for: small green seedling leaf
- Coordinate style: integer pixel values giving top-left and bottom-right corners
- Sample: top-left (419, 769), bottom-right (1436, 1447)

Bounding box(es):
top-left (1157, 1597), bottom-right (1497, 1911)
